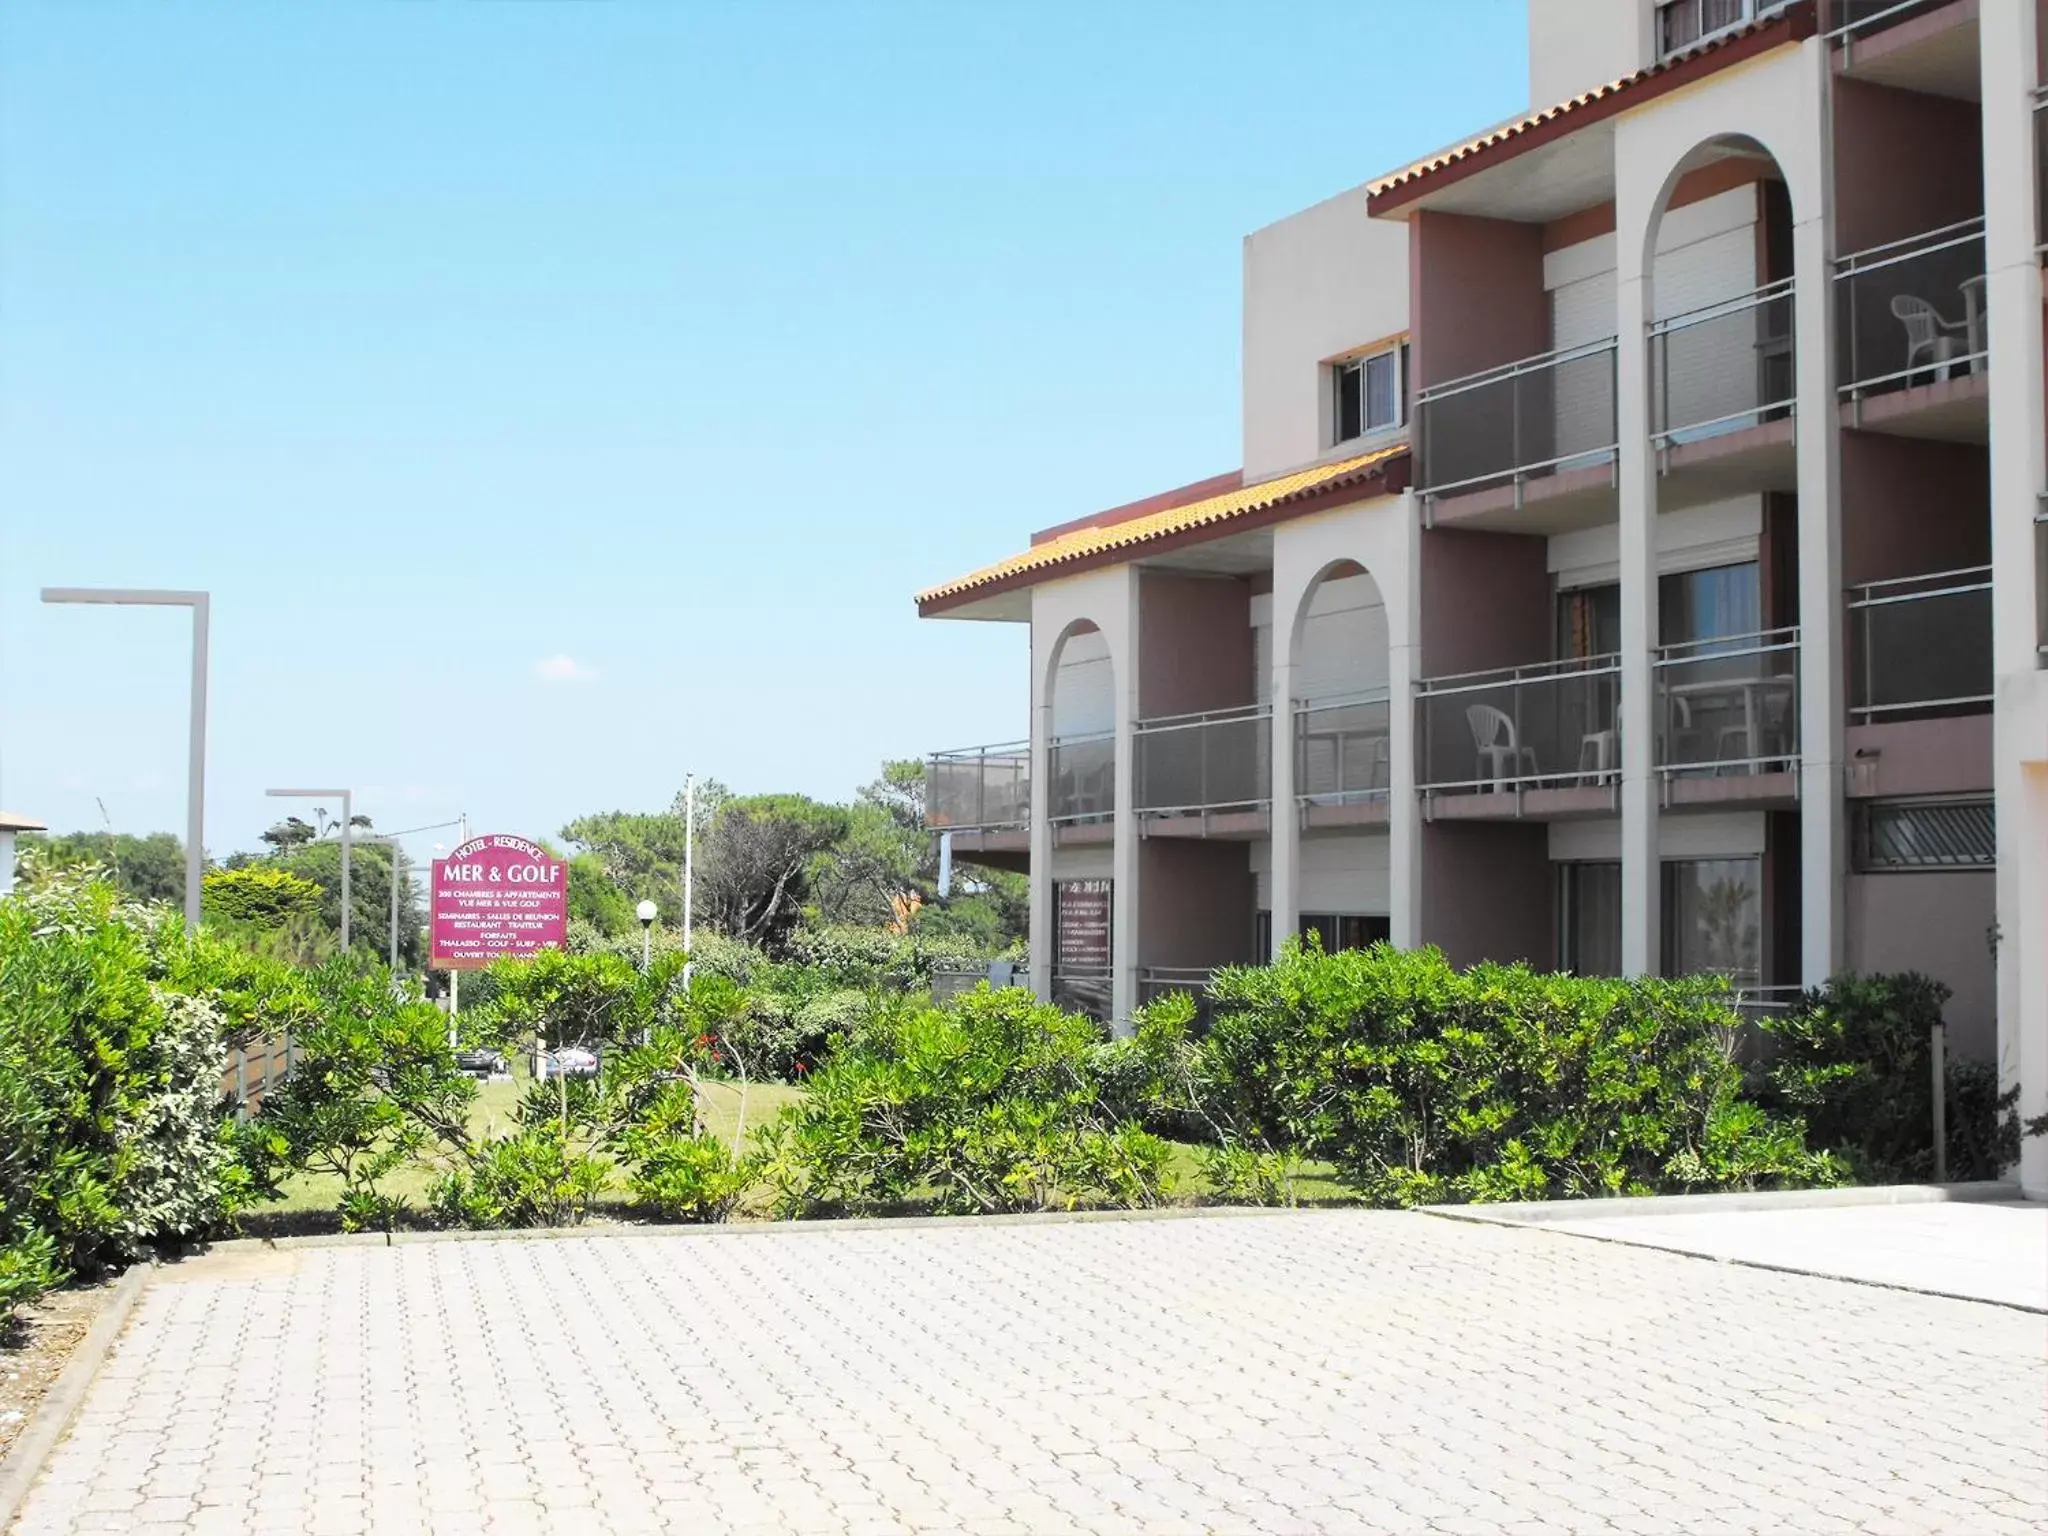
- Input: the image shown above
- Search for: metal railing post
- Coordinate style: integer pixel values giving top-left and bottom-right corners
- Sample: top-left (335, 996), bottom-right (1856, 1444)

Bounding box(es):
top-left (1931, 1019), bottom-right (1948, 1183)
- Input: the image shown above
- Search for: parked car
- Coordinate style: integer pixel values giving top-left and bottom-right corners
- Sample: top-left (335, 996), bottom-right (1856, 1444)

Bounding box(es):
top-left (537, 1045), bottom-right (599, 1080)
top-left (456, 1049), bottom-right (508, 1081)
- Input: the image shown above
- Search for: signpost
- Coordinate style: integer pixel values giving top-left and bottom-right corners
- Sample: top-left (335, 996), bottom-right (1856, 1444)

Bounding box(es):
top-left (431, 834), bottom-right (568, 970)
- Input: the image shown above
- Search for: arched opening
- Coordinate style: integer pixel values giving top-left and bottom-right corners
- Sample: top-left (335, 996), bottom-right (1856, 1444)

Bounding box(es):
top-left (1643, 135), bottom-right (1795, 454)
top-left (1262, 559), bottom-right (1393, 957)
top-left (1634, 133), bottom-right (1801, 1003)
top-left (1044, 619), bottom-right (1113, 825)
top-left (1286, 559), bottom-right (1391, 805)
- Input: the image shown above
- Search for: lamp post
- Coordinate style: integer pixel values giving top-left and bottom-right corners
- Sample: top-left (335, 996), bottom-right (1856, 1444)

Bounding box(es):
top-left (354, 834), bottom-right (406, 971)
top-left (636, 899), bottom-right (658, 972)
top-left (41, 589), bottom-right (210, 929)
top-left (267, 787), bottom-right (353, 950)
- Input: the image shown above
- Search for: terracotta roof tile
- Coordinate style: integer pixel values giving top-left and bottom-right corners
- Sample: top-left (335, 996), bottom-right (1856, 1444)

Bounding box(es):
top-left (1369, 2), bottom-right (1814, 212)
top-left (917, 445), bottom-right (1405, 611)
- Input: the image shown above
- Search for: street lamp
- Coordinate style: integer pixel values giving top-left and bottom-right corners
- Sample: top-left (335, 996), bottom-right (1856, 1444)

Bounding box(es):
top-left (354, 834), bottom-right (407, 971)
top-left (636, 899), bottom-right (658, 972)
top-left (41, 588), bottom-right (210, 929)
top-left (267, 787), bottom-right (353, 950)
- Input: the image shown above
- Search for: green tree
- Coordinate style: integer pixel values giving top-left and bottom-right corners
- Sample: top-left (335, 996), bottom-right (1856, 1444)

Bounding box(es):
top-left (560, 782), bottom-right (727, 911)
top-left (268, 840), bottom-right (424, 968)
top-left (202, 866), bottom-right (324, 929)
top-left (699, 794), bottom-right (849, 951)
top-left (23, 831), bottom-right (188, 906)
top-left (566, 851), bottom-right (636, 937)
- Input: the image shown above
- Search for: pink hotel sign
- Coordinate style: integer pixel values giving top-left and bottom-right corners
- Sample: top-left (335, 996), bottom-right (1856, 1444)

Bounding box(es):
top-left (430, 834), bottom-right (567, 970)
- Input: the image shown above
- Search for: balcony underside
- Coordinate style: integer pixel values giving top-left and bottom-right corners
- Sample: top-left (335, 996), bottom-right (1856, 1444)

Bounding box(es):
top-left (1846, 713), bottom-right (1992, 799)
top-left (1841, 371), bottom-right (1988, 443)
top-left (1428, 460), bottom-right (1617, 534)
top-left (1833, 0), bottom-right (1978, 103)
top-left (1658, 417), bottom-right (1798, 509)
top-left (1426, 418), bottom-right (1800, 534)
top-left (943, 827), bottom-right (1030, 874)
top-left (1664, 770), bottom-right (1798, 809)
top-left (1419, 769), bottom-right (1803, 820)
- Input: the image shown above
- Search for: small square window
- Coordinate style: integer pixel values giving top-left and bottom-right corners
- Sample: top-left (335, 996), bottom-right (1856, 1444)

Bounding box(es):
top-left (1332, 346), bottom-right (1403, 445)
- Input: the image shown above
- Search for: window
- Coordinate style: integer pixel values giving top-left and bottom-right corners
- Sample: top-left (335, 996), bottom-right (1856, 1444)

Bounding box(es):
top-left (1558, 863), bottom-right (1622, 977)
top-left (1660, 561), bottom-right (1761, 647)
top-left (1255, 911), bottom-right (1389, 957)
top-left (1557, 584), bottom-right (1622, 660)
top-left (1656, 0), bottom-right (1786, 59)
top-left (1333, 346), bottom-right (1403, 445)
top-left (1854, 798), bottom-right (1995, 872)
top-left (1661, 858), bottom-right (1762, 990)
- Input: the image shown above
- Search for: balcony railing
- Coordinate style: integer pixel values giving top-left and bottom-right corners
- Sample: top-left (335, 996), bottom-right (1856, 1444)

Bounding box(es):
top-left (1848, 567), bottom-right (1992, 723)
top-left (1134, 704), bottom-right (1270, 817)
top-left (1295, 691), bottom-right (1391, 805)
top-left (1835, 218), bottom-right (1986, 402)
top-left (925, 741), bottom-right (1030, 832)
top-left (1048, 732), bottom-right (1115, 824)
top-left (1825, 0), bottom-right (1947, 47)
top-left (1653, 626), bottom-right (1801, 776)
top-left (1650, 279), bottom-right (1796, 447)
top-left (1416, 655), bottom-right (1621, 794)
top-left (1657, 0), bottom-right (1791, 58)
top-left (1413, 338), bottom-right (1618, 499)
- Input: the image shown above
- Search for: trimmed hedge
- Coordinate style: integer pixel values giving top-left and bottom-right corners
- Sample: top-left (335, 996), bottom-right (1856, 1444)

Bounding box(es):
top-left (1129, 941), bottom-right (1844, 1206)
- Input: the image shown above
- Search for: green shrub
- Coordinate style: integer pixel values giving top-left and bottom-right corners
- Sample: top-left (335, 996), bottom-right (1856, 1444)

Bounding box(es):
top-left (0, 864), bottom-right (281, 1316)
top-left (430, 1124), bottom-right (610, 1229)
top-left (1182, 942), bottom-right (1839, 1207)
top-left (755, 986), bottom-right (1174, 1217)
top-left (619, 1083), bottom-right (758, 1222)
top-left (1754, 974), bottom-right (2021, 1182)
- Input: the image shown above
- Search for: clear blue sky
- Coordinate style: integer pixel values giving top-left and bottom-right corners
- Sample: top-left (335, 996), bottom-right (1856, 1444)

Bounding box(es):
top-left (1, 0), bottom-right (1524, 866)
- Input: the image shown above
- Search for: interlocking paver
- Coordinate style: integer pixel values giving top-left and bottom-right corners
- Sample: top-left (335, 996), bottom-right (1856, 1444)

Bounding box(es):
top-left (9, 1212), bottom-right (2048, 1535)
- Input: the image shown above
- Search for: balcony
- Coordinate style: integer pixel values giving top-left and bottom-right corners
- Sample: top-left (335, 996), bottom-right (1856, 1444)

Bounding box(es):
top-left (1413, 338), bottom-right (1618, 504)
top-left (1049, 732), bottom-right (1115, 825)
top-left (1656, 0), bottom-right (1792, 59)
top-left (1653, 627), bottom-right (1801, 777)
top-left (1295, 692), bottom-right (1391, 806)
top-left (1416, 656), bottom-right (1621, 796)
top-left (1835, 218), bottom-right (1986, 426)
top-left (1134, 705), bottom-right (1270, 818)
top-left (926, 741), bottom-right (1030, 832)
top-left (1848, 567), bottom-right (1991, 723)
top-left (1651, 279), bottom-right (1796, 449)
top-left (1827, 0), bottom-right (1959, 50)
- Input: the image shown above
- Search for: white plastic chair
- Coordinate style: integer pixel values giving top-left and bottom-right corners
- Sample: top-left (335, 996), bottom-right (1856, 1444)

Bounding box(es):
top-left (1467, 704), bottom-right (1537, 789)
top-left (1891, 294), bottom-right (1968, 379)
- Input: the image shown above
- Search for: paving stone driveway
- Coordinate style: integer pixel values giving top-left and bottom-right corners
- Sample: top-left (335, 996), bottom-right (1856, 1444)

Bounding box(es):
top-left (12, 1211), bottom-right (2047, 1536)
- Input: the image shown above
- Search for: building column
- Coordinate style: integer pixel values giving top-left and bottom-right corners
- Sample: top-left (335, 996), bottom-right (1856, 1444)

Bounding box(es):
top-left (1981, 0), bottom-right (2048, 1195)
top-left (1026, 632), bottom-right (1055, 1005)
top-left (1110, 572), bottom-right (1142, 1032)
top-left (1387, 490), bottom-right (1423, 950)
top-left (1268, 639), bottom-right (1300, 962)
top-left (1793, 42), bottom-right (1846, 987)
top-left (1615, 219), bottom-right (1661, 975)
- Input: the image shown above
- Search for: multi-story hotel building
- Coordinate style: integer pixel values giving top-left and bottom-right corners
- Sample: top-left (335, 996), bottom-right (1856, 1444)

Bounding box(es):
top-left (917, 0), bottom-right (2048, 1196)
